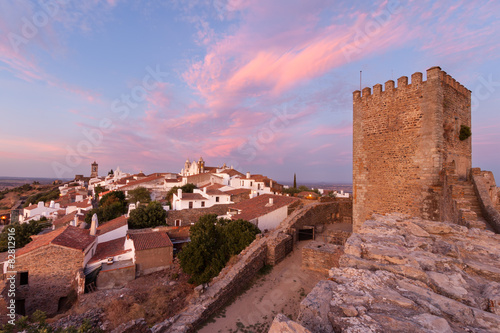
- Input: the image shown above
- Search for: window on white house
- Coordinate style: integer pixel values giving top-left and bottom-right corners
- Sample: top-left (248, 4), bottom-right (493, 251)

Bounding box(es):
top-left (216, 197), bottom-right (219, 202)
top-left (189, 202), bottom-right (193, 209)
top-left (175, 219), bottom-right (181, 226)
top-left (201, 201), bottom-right (205, 207)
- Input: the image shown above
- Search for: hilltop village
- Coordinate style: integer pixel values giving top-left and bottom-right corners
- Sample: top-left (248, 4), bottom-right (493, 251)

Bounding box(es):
top-left (0, 157), bottom-right (351, 330)
top-left (0, 66), bottom-right (499, 333)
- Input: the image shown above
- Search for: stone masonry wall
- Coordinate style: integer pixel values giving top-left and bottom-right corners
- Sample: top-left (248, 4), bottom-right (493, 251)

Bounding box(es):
top-left (353, 66), bottom-right (471, 231)
top-left (14, 244), bottom-right (85, 316)
top-left (151, 237), bottom-right (268, 333)
top-left (266, 232), bottom-right (293, 266)
top-left (472, 168), bottom-right (500, 233)
top-left (301, 241), bottom-right (342, 274)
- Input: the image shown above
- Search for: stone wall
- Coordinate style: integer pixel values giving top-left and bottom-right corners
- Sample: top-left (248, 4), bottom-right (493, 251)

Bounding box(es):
top-left (151, 237), bottom-right (268, 333)
top-left (353, 66), bottom-right (472, 231)
top-left (301, 241), bottom-right (342, 274)
top-left (266, 232), bottom-right (293, 266)
top-left (472, 168), bottom-right (500, 233)
top-left (135, 247), bottom-right (173, 276)
top-left (166, 205), bottom-right (229, 226)
top-left (296, 214), bottom-right (500, 332)
top-left (14, 245), bottom-right (85, 316)
top-left (280, 201), bottom-right (352, 242)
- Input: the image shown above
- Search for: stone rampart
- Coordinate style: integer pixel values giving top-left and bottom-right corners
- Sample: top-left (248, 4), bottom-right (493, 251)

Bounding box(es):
top-left (472, 168), bottom-right (500, 233)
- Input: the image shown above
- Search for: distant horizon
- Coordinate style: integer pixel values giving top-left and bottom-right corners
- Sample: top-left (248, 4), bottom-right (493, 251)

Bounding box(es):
top-left (0, 175), bottom-right (353, 186)
top-left (1, 1), bottom-right (499, 182)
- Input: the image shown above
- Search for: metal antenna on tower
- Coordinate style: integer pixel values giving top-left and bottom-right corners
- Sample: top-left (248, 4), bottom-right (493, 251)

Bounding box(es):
top-left (360, 71), bottom-right (362, 91)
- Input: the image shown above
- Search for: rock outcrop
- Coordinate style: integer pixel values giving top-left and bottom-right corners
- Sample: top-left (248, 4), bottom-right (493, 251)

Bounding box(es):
top-left (297, 214), bottom-right (500, 332)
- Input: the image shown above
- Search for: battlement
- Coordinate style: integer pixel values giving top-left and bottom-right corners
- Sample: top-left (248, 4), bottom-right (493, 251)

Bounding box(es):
top-left (352, 66), bottom-right (472, 231)
top-left (353, 66), bottom-right (470, 100)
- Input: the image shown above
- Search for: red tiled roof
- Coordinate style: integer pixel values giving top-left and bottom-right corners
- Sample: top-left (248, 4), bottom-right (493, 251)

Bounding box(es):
top-left (200, 183), bottom-right (224, 190)
top-left (67, 200), bottom-right (92, 209)
top-left (16, 226), bottom-right (96, 257)
top-left (298, 191), bottom-right (319, 197)
top-left (180, 193), bottom-right (207, 201)
top-left (97, 215), bottom-right (128, 235)
top-left (52, 211), bottom-right (77, 228)
top-left (119, 174), bottom-right (164, 190)
top-left (88, 237), bottom-right (130, 264)
top-left (219, 169), bottom-right (244, 177)
top-left (129, 231), bottom-right (172, 251)
top-left (229, 194), bottom-right (299, 222)
top-left (224, 188), bottom-right (251, 196)
top-left (25, 204), bottom-right (39, 211)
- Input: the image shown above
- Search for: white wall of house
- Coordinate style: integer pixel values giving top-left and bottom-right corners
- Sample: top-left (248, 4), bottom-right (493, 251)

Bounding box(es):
top-left (83, 241), bottom-right (98, 267)
top-left (253, 205), bottom-right (288, 232)
top-left (97, 224), bottom-right (129, 244)
top-left (23, 202), bottom-right (60, 222)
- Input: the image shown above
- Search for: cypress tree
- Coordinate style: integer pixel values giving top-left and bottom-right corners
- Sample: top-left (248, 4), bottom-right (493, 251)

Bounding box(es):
top-left (293, 173), bottom-right (297, 188)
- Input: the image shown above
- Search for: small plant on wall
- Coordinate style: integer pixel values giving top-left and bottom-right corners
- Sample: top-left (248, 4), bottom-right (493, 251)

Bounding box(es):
top-left (459, 125), bottom-right (471, 141)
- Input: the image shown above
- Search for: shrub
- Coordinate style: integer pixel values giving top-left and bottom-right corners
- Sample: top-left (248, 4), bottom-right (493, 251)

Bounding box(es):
top-left (459, 125), bottom-right (471, 141)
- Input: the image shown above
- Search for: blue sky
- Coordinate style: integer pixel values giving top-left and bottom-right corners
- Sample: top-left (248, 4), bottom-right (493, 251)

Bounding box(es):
top-left (0, 0), bottom-right (499, 183)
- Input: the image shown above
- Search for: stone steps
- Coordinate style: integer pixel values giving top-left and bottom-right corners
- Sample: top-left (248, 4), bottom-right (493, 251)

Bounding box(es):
top-left (452, 181), bottom-right (486, 224)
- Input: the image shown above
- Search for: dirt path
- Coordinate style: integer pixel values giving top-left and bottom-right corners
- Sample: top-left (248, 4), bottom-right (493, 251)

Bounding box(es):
top-left (199, 240), bottom-right (326, 333)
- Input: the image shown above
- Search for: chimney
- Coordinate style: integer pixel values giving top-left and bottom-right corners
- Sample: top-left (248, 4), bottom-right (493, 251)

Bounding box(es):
top-left (90, 213), bottom-right (98, 236)
top-left (203, 187), bottom-right (207, 194)
top-left (177, 188), bottom-right (182, 199)
top-left (246, 172), bottom-right (250, 179)
top-left (269, 198), bottom-right (274, 205)
top-left (71, 215), bottom-right (77, 227)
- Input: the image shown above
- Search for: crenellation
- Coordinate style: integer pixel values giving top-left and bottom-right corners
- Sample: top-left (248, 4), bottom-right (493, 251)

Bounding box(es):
top-left (373, 84), bottom-right (382, 95)
top-left (426, 66), bottom-right (442, 80)
top-left (411, 72), bottom-right (423, 84)
top-left (385, 80), bottom-right (395, 92)
top-left (353, 90), bottom-right (361, 100)
top-left (362, 87), bottom-right (371, 97)
top-left (397, 76), bottom-right (408, 87)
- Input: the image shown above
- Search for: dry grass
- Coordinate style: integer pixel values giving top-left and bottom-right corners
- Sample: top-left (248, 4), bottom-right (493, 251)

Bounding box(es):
top-left (57, 260), bottom-right (194, 330)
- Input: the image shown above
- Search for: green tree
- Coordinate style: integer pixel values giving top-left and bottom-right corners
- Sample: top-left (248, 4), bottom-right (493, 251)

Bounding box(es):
top-left (127, 187), bottom-right (151, 204)
top-left (108, 169), bottom-right (114, 175)
top-left (23, 188), bottom-right (60, 207)
top-left (128, 201), bottom-right (167, 229)
top-left (85, 191), bottom-right (127, 224)
top-left (293, 173), bottom-right (297, 189)
top-left (178, 214), bottom-right (260, 285)
top-left (0, 219), bottom-right (51, 252)
top-left (165, 183), bottom-right (197, 202)
top-left (93, 184), bottom-right (105, 196)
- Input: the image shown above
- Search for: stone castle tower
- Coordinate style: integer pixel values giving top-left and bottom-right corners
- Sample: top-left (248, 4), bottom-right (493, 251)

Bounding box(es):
top-left (353, 66), bottom-right (472, 230)
top-left (90, 161), bottom-right (99, 178)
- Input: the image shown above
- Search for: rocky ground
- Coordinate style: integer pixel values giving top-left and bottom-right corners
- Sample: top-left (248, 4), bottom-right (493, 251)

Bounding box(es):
top-left (49, 260), bottom-right (194, 331)
top-left (272, 213), bottom-right (500, 332)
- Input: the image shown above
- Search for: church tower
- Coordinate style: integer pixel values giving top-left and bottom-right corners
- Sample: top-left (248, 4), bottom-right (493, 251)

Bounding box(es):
top-left (91, 161), bottom-right (98, 178)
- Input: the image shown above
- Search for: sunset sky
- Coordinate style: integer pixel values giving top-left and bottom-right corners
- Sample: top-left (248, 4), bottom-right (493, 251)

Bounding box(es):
top-left (1, 0), bottom-right (499, 183)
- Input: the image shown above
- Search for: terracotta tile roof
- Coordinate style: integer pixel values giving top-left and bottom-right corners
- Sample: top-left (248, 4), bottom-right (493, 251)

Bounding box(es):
top-left (16, 226), bottom-right (96, 257)
top-left (25, 204), bottom-right (39, 211)
top-left (129, 231), bottom-right (172, 251)
top-left (200, 183), bottom-right (224, 190)
top-left (298, 191), bottom-right (319, 198)
top-left (229, 194), bottom-right (299, 222)
top-left (67, 200), bottom-right (92, 209)
top-left (119, 174), bottom-right (164, 190)
top-left (219, 169), bottom-right (244, 177)
top-left (52, 211), bottom-right (77, 228)
top-left (97, 215), bottom-right (128, 235)
top-left (0, 252), bottom-right (8, 263)
top-left (180, 193), bottom-right (207, 201)
top-left (88, 237), bottom-right (130, 264)
top-left (165, 177), bottom-right (182, 183)
top-left (224, 188), bottom-right (251, 196)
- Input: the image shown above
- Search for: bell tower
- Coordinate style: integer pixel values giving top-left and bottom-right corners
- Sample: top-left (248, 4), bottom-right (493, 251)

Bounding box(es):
top-left (91, 161), bottom-right (98, 178)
